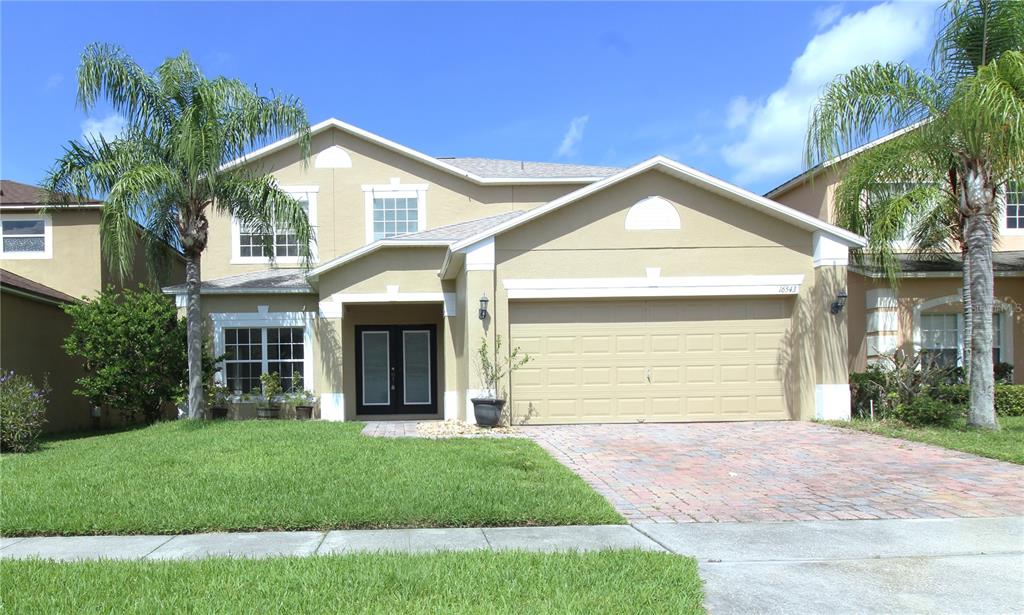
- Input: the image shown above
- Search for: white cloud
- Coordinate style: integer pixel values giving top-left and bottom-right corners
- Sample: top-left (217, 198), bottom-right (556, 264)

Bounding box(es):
top-left (43, 73), bottom-right (63, 91)
top-left (813, 4), bottom-right (844, 31)
top-left (721, 1), bottom-right (935, 187)
top-left (556, 114), bottom-right (590, 158)
top-left (725, 96), bottom-right (755, 130)
top-left (81, 113), bottom-right (126, 142)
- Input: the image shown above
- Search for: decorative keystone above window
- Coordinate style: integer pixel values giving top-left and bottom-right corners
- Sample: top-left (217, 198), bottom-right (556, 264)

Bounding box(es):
top-left (314, 145), bottom-right (353, 169)
top-left (624, 196), bottom-right (680, 230)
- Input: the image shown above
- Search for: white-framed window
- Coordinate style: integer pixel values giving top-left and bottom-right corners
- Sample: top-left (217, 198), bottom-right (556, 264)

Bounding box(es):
top-left (1003, 181), bottom-right (1024, 235)
top-left (917, 306), bottom-right (1010, 368)
top-left (920, 313), bottom-right (960, 368)
top-left (0, 213), bottom-right (52, 259)
top-left (223, 326), bottom-right (305, 394)
top-left (231, 186), bottom-right (318, 264)
top-left (362, 180), bottom-right (427, 244)
top-left (211, 311), bottom-right (315, 396)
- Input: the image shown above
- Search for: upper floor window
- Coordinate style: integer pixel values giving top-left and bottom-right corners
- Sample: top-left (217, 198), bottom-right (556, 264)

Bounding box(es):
top-left (0, 213), bottom-right (52, 260)
top-left (372, 196), bottom-right (419, 240)
top-left (1005, 181), bottom-right (1023, 231)
top-left (362, 180), bottom-right (427, 244)
top-left (232, 187), bottom-right (317, 264)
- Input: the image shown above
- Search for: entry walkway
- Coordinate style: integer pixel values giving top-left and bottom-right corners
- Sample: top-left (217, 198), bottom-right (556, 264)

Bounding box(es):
top-left (3, 517), bottom-right (1021, 614)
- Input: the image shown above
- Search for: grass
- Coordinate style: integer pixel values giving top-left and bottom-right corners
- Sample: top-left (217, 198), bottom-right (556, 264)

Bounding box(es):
top-left (824, 416), bottom-right (1024, 464)
top-left (0, 421), bottom-right (622, 536)
top-left (0, 551), bottom-right (704, 614)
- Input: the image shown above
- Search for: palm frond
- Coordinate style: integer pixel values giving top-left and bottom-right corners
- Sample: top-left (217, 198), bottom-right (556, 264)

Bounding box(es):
top-left (947, 50), bottom-right (1024, 181)
top-left (933, 0), bottom-right (1024, 82)
top-left (806, 62), bottom-right (944, 166)
top-left (214, 173), bottom-right (316, 267)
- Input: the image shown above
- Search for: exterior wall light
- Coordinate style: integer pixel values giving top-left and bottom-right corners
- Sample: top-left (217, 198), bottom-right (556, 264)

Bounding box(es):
top-left (479, 293), bottom-right (489, 321)
top-left (830, 289), bottom-right (849, 315)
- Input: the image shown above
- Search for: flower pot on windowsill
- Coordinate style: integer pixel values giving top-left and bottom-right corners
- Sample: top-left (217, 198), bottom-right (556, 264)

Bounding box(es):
top-left (294, 405), bottom-right (313, 420)
top-left (210, 406), bottom-right (229, 420)
top-left (471, 398), bottom-right (505, 428)
top-left (256, 406), bottom-right (281, 420)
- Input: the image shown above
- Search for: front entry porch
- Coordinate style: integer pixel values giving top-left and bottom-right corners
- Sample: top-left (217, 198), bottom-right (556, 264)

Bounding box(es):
top-left (335, 303), bottom-right (451, 422)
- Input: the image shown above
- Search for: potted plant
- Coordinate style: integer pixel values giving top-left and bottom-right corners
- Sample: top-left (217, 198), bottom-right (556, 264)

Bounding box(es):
top-left (256, 372), bottom-right (283, 419)
top-left (207, 382), bottom-right (230, 420)
top-left (288, 373), bottom-right (315, 420)
top-left (471, 335), bottom-right (529, 427)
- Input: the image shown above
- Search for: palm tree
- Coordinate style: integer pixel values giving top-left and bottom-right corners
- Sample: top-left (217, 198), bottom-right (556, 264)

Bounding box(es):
top-left (43, 43), bottom-right (314, 419)
top-left (806, 0), bottom-right (1024, 429)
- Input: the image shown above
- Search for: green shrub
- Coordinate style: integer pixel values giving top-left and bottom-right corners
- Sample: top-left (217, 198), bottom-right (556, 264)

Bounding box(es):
top-left (995, 362), bottom-right (1014, 384)
top-left (850, 368), bottom-right (888, 418)
top-left (891, 393), bottom-right (960, 427)
top-left (932, 384), bottom-right (969, 408)
top-left (0, 371), bottom-right (48, 453)
top-left (995, 385), bottom-right (1024, 417)
top-left (63, 286), bottom-right (187, 422)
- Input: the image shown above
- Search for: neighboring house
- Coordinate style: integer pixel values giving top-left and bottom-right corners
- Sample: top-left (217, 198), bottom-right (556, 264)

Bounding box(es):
top-left (767, 139), bottom-right (1023, 383)
top-left (0, 180), bottom-right (186, 431)
top-left (0, 269), bottom-right (88, 432)
top-left (163, 118), bottom-right (864, 424)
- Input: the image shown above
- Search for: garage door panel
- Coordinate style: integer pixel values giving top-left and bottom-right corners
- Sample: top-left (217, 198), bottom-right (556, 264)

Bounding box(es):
top-left (510, 298), bottom-right (790, 424)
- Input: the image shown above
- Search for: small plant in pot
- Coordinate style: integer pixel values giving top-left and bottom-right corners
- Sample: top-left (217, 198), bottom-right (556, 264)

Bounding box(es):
top-left (472, 335), bottom-right (529, 427)
top-left (288, 373), bottom-right (315, 420)
top-left (256, 372), bottom-right (283, 419)
top-left (207, 382), bottom-right (231, 420)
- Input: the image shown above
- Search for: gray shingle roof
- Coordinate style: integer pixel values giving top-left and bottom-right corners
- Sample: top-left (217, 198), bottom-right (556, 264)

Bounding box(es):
top-left (853, 251), bottom-right (1024, 276)
top-left (437, 157), bottom-right (621, 179)
top-left (393, 210), bottom-right (526, 242)
top-left (163, 268), bottom-right (313, 294)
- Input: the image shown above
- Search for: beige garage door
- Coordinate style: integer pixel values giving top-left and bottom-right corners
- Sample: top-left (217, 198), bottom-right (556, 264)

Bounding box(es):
top-left (510, 298), bottom-right (792, 424)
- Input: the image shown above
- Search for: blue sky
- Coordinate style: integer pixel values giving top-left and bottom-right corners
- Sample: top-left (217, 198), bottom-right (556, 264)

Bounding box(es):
top-left (2, 1), bottom-right (939, 194)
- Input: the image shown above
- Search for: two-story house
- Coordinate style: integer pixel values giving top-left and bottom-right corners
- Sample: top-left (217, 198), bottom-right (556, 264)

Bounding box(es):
top-left (0, 180), bottom-right (185, 431)
top-left (164, 118), bottom-right (865, 424)
top-left (768, 138), bottom-right (1024, 383)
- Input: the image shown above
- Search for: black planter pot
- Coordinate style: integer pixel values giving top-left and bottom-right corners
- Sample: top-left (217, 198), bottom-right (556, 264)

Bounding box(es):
top-left (295, 405), bottom-right (313, 420)
top-left (256, 407), bottom-right (281, 420)
top-left (210, 406), bottom-right (229, 420)
top-left (471, 398), bottom-right (505, 427)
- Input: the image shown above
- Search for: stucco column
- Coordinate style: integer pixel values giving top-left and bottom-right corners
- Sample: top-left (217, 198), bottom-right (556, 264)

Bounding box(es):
top-left (442, 284), bottom-right (460, 421)
top-left (317, 298), bottom-right (345, 421)
top-left (461, 237), bottom-right (497, 424)
top-left (813, 232), bottom-right (851, 420)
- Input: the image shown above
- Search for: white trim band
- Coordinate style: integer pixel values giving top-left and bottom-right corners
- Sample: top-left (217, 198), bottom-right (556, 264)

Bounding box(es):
top-left (502, 274), bottom-right (804, 300)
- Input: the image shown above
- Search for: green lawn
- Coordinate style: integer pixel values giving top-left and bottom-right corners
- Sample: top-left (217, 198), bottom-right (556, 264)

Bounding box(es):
top-left (0, 551), bottom-right (704, 614)
top-left (825, 416), bottom-right (1024, 464)
top-left (0, 421), bottom-right (622, 536)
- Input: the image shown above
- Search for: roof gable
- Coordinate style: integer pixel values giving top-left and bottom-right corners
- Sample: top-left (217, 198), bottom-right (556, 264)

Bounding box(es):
top-left (447, 156), bottom-right (867, 256)
top-left (221, 118), bottom-right (615, 185)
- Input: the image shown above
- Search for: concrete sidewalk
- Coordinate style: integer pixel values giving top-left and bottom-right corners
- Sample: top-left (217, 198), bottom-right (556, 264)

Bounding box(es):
top-left (0, 525), bottom-right (655, 561)
top-left (3, 517), bottom-right (1022, 614)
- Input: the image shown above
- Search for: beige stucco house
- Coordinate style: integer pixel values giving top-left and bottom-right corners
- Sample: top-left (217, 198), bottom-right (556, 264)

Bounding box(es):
top-left (0, 180), bottom-right (186, 431)
top-left (164, 118), bottom-right (865, 424)
top-left (768, 136), bottom-right (1024, 384)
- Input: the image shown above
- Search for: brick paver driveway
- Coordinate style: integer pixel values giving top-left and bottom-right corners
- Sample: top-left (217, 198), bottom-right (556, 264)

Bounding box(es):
top-left (523, 422), bottom-right (1024, 523)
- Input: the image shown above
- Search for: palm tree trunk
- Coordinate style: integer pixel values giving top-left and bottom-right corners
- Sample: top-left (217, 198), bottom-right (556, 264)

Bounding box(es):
top-left (963, 169), bottom-right (997, 429)
top-left (961, 242), bottom-right (972, 382)
top-left (185, 251), bottom-right (204, 419)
